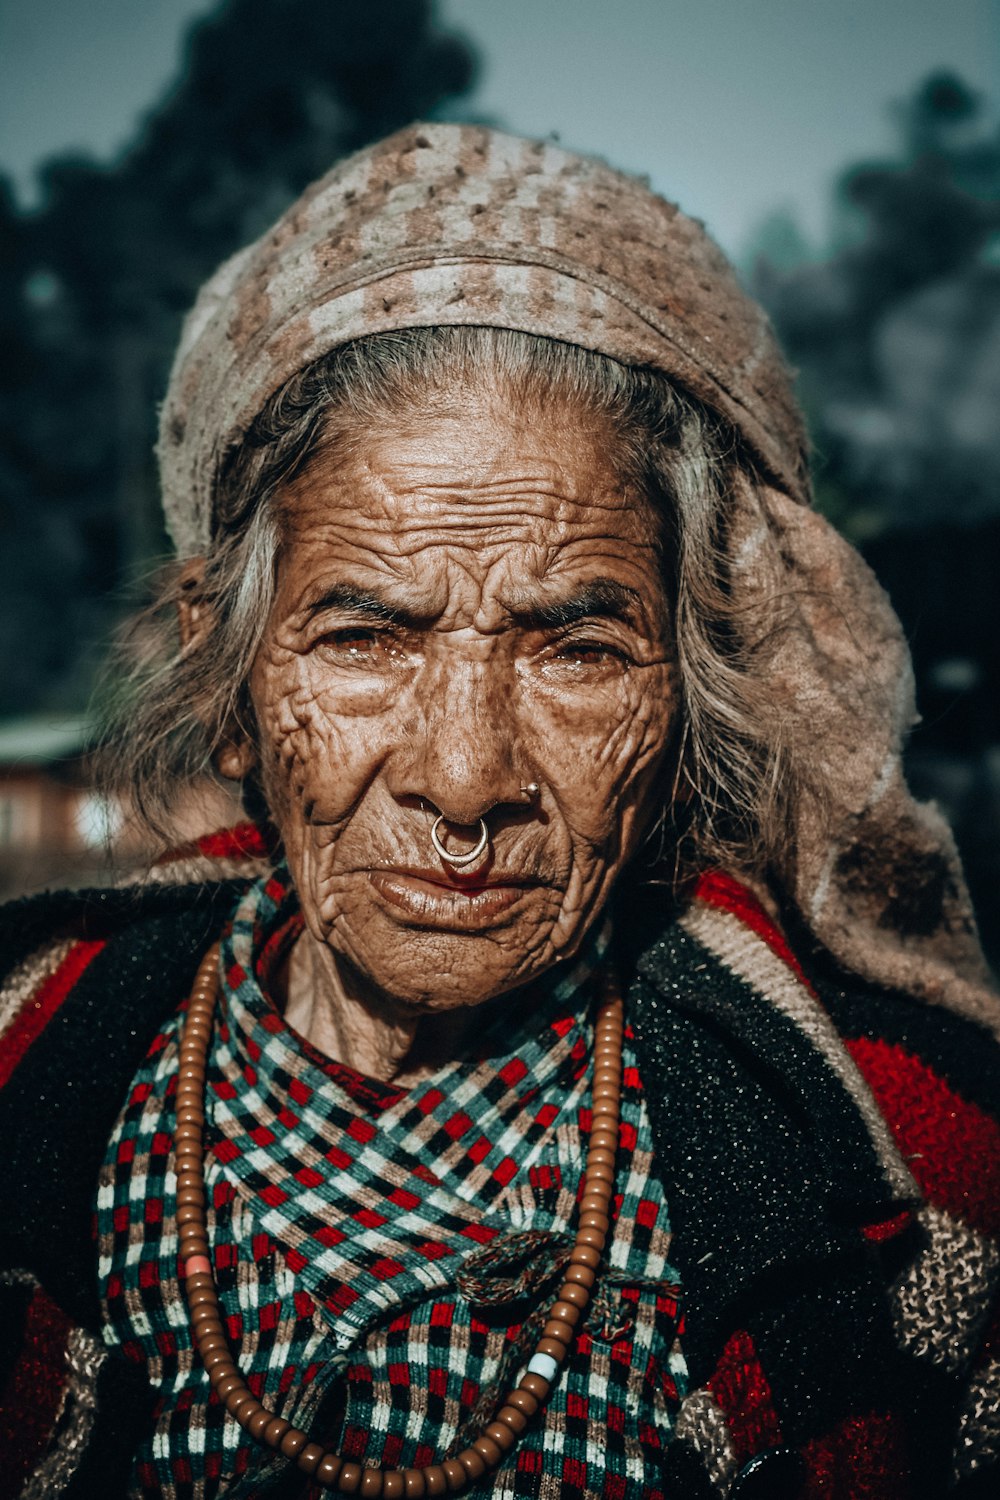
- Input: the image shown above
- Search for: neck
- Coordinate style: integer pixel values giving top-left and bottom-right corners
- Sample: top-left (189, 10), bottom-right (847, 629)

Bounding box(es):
top-left (281, 930), bottom-right (478, 1085)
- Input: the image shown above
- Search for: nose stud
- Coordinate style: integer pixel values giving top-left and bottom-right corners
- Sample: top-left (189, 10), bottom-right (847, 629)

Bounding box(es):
top-left (521, 783), bottom-right (540, 800)
top-left (430, 815), bottom-right (490, 867)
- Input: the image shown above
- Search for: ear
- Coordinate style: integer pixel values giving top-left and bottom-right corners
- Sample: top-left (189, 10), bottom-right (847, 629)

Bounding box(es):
top-left (175, 557), bottom-right (258, 783)
top-left (214, 737), bottom-right (257, 782)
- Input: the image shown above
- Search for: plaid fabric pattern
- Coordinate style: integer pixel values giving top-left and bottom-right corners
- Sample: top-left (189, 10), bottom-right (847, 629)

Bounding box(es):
top-left (97, 870), bottom-right (686, 1499)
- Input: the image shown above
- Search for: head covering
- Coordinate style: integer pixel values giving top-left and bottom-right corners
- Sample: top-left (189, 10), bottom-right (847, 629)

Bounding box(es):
top-left (159, 122), bottom-right (997, 1032)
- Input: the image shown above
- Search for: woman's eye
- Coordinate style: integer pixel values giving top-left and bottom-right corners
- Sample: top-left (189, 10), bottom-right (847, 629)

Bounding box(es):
top-left (317, 627), bottom-right (395, 663)
top-left (551, 639), bottom-right (629, 669)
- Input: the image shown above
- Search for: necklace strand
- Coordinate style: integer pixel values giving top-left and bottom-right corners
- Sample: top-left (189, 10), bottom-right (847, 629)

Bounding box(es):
top-left (175, 942), bottom-right (624, 1497)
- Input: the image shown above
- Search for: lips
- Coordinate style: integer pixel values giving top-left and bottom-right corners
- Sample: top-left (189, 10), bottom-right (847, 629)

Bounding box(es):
top-left (368, 866), bottom-right (543, 929)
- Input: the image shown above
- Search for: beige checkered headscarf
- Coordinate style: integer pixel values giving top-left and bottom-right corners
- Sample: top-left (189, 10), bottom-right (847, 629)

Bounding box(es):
top-left (158, 123), bottom-right (997, 1031)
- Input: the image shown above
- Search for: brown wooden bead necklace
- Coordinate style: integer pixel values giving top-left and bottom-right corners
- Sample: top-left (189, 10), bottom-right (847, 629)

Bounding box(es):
top-left (175, 942), bottom-right (624, 1497)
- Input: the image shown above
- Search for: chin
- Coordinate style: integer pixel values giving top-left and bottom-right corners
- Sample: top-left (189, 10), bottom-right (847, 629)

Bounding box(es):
top-left (332, 924), bottom-right (557, 1014)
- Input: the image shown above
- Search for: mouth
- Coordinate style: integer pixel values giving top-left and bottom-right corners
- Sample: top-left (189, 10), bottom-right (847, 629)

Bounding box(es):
top-left (368, 866), bottom-right (544, 929)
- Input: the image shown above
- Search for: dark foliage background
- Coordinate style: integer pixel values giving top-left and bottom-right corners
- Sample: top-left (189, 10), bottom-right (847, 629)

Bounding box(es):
top-left (1, 6), bottom-right (997, 957)
top-left (0, 0), bottom-right (476, 711)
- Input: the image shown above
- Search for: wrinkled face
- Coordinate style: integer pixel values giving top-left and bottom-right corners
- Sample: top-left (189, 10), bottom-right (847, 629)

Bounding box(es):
top-left (249, 383), bottom-right (678, 1011)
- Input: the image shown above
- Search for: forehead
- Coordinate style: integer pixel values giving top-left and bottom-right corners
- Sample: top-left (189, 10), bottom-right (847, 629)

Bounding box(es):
top-left (276, 387), bottom-right (662, 571)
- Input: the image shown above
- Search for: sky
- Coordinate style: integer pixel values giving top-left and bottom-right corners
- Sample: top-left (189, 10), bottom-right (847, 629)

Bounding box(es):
top-left (0, 0), bottom-right (997, 258)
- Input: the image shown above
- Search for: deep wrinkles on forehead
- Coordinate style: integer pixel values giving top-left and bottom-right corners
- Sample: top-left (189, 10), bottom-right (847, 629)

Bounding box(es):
top-left (290, 390), bottom-right (657, 528)
top-left (292, 456), bottom-right (643, 529)
top-left (281, 466), bottom-right (662, 577)
top-left (276, 513), bottom-right (665, 628)
top-left (272, 395), bottom-right (668, 630)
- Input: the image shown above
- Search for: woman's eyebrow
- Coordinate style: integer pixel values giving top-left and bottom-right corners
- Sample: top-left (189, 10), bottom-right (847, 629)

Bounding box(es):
top-left (305, 579), bottom-right (648, 630)
top-left (505, 578), bottom-right (646, 629)
top-left (305, 583), bottom-right (410, 623)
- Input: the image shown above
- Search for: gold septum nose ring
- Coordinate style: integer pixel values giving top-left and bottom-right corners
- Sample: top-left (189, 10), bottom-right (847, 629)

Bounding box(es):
top-left (430, 815), bottom-right (490, 867)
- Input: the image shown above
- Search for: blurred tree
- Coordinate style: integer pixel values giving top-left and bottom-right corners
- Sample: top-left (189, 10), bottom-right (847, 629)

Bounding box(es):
top-left (0, 0), bottom-right (476, 715)
top-left (755, 70), bottom-right (999, 511)
top-left (742, 205), bottom-right (813, 276)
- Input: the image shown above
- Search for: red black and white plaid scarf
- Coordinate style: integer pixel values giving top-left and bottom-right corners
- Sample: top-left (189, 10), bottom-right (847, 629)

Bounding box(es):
top-left (97, 867), bottom-right (687, 1499)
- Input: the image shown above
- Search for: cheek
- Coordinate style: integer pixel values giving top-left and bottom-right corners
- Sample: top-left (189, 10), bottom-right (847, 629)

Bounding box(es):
top-left (250, 652), bottom-right (381, 827)
top-left (521, 664), bottom-right (677, 837)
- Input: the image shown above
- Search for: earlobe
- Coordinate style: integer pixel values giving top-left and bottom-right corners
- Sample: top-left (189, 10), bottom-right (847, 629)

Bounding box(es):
top-left (215, 739), bottom-right (257, 781)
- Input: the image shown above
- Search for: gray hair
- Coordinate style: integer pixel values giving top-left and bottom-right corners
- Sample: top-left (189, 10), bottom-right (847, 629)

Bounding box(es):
top-left (97, 326), bottom-right (803, 883)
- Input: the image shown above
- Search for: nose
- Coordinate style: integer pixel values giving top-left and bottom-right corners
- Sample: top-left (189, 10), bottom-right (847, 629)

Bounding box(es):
top-left (388, 657), bottom-right (526, 825)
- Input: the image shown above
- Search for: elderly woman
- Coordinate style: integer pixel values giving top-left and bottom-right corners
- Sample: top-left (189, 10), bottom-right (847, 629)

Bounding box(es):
top-left (1, 125), bottom-right (998, 1500)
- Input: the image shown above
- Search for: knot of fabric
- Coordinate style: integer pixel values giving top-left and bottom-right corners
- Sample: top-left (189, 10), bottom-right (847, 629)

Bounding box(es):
top-left (450, 1228), bottom-right (576, 1453)
top-left (456, 1228), bottom-right (574, 1308)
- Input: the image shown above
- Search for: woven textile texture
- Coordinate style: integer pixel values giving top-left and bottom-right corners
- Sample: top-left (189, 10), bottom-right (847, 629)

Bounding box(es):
top-left (96, 867), bottom-right (686, 1499)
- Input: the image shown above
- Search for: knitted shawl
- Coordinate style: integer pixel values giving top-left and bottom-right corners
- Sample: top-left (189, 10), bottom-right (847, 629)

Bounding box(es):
top-left (1, 828), bottom-right (999, 1499)
top-left (156, 121), bottom-right (997, 1035)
